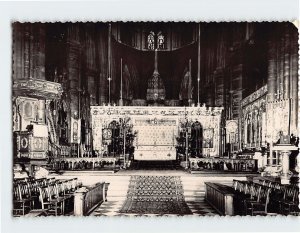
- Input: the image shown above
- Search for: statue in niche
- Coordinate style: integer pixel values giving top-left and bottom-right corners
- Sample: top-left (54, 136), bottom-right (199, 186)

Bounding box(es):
top-left (252, 112), bottom-right (256, 144)
top-left (247, 115), bottom-right (251, 144)
top-left (122, 64), bottom-right (133, 102)
top-left (179, 67), bottom-right (193, 102)
top-left (57, 100), bottom-right (68, 144)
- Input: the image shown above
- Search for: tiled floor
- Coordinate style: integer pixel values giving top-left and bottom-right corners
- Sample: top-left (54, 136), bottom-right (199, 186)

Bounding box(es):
top-left (90, 199), bottom-right (218, 217)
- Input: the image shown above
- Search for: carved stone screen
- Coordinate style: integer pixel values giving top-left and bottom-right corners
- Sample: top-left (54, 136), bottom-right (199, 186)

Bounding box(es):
top-left (91, 105), bottom-right (223, 160)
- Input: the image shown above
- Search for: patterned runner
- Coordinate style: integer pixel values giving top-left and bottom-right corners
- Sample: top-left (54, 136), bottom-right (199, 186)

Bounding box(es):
top-left (119, 175), bottom-right (192, 215)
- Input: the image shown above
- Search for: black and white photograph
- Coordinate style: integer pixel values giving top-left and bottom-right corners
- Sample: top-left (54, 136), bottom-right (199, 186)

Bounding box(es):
top-left (11, 21), bottom-right (299, 217)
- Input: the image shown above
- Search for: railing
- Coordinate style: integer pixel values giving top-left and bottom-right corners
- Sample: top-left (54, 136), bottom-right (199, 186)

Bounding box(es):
top-left (74, 182), bottom-right (109, 216)
top-left (190, 157), bottom-right (257, 172)
top-left (205, 182), bottom-right (235, 215)
top-left (53, 157), bottom-right (118, 171)
top-left (48, 140), bottom-right (61, 170)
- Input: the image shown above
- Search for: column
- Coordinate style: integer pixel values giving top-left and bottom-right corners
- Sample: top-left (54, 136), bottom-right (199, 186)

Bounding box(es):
top-left (267, 35), bottom-right (277, 102)
top-left (278, 28), bottom-right (285, 100)
top-left (85, 25), bottom-right (97, 106)
top-left (280, 150), bottom-right (291, 184)
top-left (66, 24), bottom-right (81, 143)
top-left (283, 25), bottom-right (290, 100)
top-left (295, 153), bottom-right (300, 173)
top-left (32, 23), bottom-right (46, 80)
top-left (24, 24), bottom-right (31, 79)
top-left (290, 26), bottom-right (298, 135)
top-left (74, 187), bottom-right (88, 216)
top-left (12, 23), bottom-right (25, 80)
top-left (249, 113), bottom-right (253, 147)
top-left (97, 25), bottom-right (108, 105)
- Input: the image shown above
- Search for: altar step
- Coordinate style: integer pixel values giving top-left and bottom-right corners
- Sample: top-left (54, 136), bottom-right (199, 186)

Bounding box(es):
top-left (105, 176), bottom-right (131, 201)
top-left (53, 171), bottom-right (248, 202)
top-left (103, 174), bottom-right (247, 202)
top-left (129, 160), bottom-right (182, 170)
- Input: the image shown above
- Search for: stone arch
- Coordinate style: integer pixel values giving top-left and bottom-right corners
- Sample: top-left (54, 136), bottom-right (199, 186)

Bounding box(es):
top-left (191, 121), bottom-right (203, 157)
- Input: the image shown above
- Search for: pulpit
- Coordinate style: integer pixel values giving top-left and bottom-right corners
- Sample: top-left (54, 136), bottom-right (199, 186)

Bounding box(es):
top-left (272, 144), bottom-right (298, 184)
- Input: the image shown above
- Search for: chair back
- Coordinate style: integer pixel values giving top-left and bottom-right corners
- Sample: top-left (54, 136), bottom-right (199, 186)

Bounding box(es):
top-left (13, 184), bottom-right (22, 201)
top-left (283, 185), bottom-right (297, 201)
top-left (28, 181), bottom-right (39, 196)
top-left (71, 178), bottom-right (79, 191)
top-left (250, 183), bottom-right (262, 201)
top-left (56, 182), bottom-right (65, 197)
top-left (48, 184), bottom-right (58, 200)
top-left (19, 182), bottom-right (32, 199)
top-left (259, 186), bottom-right (271, 212)
top-left (38, 186), bottom-right (50, 209)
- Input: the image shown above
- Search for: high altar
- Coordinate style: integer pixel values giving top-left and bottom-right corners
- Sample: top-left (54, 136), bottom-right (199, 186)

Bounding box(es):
top-left (91, 105), bottom-right (223, 160)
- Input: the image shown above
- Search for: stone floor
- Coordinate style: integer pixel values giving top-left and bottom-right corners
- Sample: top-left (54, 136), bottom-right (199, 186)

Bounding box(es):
top-left (90, 198), bottom-right (218, 217)
top-left (51, 170), bottom-right (251, 216)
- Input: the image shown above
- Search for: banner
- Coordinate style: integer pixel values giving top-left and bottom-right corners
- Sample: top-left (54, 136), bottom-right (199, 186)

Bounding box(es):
top-left (203, 128), bottom-right (214, 148)
top-left (71, 118), bottom-right (81, 144)
top-left (226, 120), bottom-right (238, 143)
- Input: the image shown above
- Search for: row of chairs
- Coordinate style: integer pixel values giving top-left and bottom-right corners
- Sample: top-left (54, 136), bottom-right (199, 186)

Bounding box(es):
top-left (13, 177), bottom-right (81, 216)
top-left (13, 177), bottom-right (56, 215)
top-left (254, 178), bottom-right (299, 215)
top-left (233, 180), bottom-right (271, 215)
top-left (232, 179), bottom-right (299, 215)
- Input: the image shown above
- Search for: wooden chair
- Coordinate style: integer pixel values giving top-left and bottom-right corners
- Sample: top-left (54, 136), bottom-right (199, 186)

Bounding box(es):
top-left (26, 180), bottom-right (40, 208)
top-left (57, 181), bottom-right (74, 213)
top-left (38, 185), bottom-right (64, 216)
top-left (279, 186), bottom-right (299, 215)
top-left (245, 185), bottom-right (271, 216)
top-left (13, 183), bottom-right (34, 216)
top-left (35, 178), bottom-right (47, 188)
top-left (232, 180), bottom-right (252, 215)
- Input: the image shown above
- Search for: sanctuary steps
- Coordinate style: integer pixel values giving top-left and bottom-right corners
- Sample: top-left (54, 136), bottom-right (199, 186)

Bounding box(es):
top-left (50, 171), bottom-right (250, 203)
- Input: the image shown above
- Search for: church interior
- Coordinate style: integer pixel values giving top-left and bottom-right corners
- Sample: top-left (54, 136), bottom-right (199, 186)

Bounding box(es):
top-left (12, 22), bottom-right (299, 216)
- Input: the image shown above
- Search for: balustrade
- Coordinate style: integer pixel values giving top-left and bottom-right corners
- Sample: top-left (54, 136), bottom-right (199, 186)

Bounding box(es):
top-left (190, 157), bottom-right (257, 172)
top-left (74, 182), bottom-right (109, 216)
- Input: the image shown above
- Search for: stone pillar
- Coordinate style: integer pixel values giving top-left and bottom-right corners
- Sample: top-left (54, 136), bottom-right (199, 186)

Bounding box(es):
top-left (87, 71), bottom-right (97, 105)
top-left (215, 67), bottom-right (224, 107)
top-left (290, 26), bottom-right (298, 136)
top-left (66, 24), bottom-right (81, 147)
top-left (66, 25), bottom-right (81, 143)
top-left (295, 153), bottom-right (300, 173)
top-left (12, 23), bottom-right (25, 80)
top-left (97, 26), bottom-right (108, 105)
top-left (24, 24), bottom-right (31, 79)
top-left (85, 25), bottom-right (97, 106)
top-left (278, 29), bottom-right (285, 100)
top-left (283, 25), bottom-right (290, 100)
top-left (267, 36), bottom-right (277, 102)
top-left (74, 187), bottom-right (88, 216)
top-left (29, 23), bottom-right (46, 80)
top-left (249, 113), bottom-right (253, 147)
top-left (263, 150), bottom-right (268, 167)
top-left (280, 150), bottom-right (291, 184)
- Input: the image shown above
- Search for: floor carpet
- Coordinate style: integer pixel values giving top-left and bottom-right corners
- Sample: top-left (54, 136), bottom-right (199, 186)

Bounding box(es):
top-left (119, 175), bottom-right (192, 215)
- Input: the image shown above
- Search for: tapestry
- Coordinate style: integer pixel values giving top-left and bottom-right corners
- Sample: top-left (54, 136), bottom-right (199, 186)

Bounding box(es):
top-left (203, 128), bottom-right (214, 148)
top-left (119, 175), bottom-right (192, 215)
